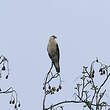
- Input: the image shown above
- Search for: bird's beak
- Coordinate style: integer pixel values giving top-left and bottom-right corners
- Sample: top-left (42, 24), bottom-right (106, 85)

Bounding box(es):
top-left (51, 35), bottom-right (57, 39)
top-left (55, 36), bottom-right (57, 39)
top-left (54, 36), bottom-right (57, 39)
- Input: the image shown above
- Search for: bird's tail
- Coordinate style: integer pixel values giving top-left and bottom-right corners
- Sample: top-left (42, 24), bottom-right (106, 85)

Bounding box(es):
top-left (54, 62), bottom-right (60, 73)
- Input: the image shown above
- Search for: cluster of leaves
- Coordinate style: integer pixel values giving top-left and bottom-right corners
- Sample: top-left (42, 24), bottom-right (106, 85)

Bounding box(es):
top-left (9, 88), bottom-right (21, 109)
top-left (0, 55), bottom-right (9, 79)
top-left (46, 85), bottom-right (62, 95)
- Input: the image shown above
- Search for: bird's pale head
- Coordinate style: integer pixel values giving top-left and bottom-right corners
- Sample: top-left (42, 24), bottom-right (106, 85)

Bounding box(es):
top-left (50, 35), bottom-right (57, 39)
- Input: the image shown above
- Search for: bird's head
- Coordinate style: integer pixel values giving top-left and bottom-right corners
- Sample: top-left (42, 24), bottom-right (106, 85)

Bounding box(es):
top-left (50, 35), bottom-right (57, 39)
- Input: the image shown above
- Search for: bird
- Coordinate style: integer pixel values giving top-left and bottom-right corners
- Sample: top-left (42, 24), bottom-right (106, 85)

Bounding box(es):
top-left (47, 35), bottom-right (60, 73)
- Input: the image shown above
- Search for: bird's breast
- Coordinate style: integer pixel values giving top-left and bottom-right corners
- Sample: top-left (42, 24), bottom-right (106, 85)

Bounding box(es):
top-left (48, 40), bottom-right (57, 55)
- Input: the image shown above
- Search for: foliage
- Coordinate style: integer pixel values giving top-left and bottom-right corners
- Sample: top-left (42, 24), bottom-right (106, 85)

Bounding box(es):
top-left (43, 59), bottom-right (110, 110)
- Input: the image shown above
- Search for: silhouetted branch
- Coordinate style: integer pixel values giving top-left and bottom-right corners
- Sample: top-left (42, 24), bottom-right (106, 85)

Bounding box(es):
top-left (43, 63), bottom-right (62, 110)
top-left (0, 55), bottom-right (20, 110)
top-left (74, 59), bottom-right (110, 110)
top-left (43, 63), bottom-right (53, 110)
top-left (43, 59), bottom-right (110, 110)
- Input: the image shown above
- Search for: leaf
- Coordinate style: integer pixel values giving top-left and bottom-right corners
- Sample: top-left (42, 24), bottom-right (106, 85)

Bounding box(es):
top-left (2, 66), bottom-right (5, 71)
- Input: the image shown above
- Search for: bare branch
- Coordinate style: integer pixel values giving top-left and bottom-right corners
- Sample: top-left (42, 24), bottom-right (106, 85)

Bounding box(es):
top-left (43, 59), bottom-right (110, 110)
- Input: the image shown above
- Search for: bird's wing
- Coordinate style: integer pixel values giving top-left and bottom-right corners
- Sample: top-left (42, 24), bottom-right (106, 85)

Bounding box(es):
top-left (56, 43), bottom-right (60, 62)
top-left (47, 46), bottom-right (52, 59)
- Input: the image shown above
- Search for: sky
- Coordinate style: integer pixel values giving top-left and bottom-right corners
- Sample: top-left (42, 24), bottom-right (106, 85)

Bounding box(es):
top-left (0, 0), bottom-right (110, 110)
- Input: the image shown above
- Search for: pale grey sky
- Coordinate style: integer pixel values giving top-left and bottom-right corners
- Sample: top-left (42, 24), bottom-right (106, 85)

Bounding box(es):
top-left (0, 0), bottom-right (110, 110)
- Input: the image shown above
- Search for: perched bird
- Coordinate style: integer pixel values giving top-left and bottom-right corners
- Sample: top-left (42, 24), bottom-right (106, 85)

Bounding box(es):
top-left (47, 35), bottom-right (60, 73)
